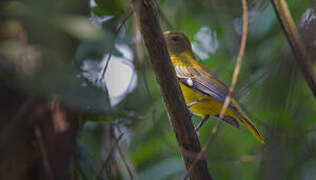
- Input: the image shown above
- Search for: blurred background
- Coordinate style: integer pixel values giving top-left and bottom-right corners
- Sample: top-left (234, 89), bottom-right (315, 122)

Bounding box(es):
top-left (0, 0), bottom-right (316, 179)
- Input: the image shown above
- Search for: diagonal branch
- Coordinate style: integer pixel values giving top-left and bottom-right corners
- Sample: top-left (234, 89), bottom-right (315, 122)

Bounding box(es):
top-left (271, 0), bottom-right (316, 97)
top-left (130, 0), bottom-right (212, 179)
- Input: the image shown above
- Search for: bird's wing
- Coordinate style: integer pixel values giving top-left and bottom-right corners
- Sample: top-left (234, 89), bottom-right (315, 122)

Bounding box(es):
top-left (175, 65), bottom-right (238, 112)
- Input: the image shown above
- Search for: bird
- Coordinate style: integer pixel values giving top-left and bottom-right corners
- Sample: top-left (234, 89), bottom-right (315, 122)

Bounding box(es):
top-left (163, 31), bottom-right (264, 143)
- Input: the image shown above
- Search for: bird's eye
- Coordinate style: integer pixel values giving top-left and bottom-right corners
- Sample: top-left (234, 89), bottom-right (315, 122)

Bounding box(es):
top-left (171, 36), bottom-right (180, 42)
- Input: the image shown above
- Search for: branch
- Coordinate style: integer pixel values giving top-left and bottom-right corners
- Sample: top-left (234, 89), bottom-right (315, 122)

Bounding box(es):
top-left (271, 0), bottom-right (316, 97)
top-left (219, 0), bottom-right (248, 120)
top-left (130, 0), bottom-right (212, 179)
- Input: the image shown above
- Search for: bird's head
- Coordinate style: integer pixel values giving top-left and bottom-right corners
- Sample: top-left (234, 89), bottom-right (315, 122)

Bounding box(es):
top-left (164, 31), bottom-right (193, 55)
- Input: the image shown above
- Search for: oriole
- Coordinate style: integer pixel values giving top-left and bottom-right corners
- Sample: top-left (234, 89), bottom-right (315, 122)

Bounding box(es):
top-left (164, 31), bottom-right (264, 143)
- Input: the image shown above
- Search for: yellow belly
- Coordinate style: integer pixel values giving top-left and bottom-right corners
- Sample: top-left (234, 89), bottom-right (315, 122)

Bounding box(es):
top-left (179, 82), bottom-right (264, 143)
top-left (179, 82), bottom-right (238, 119)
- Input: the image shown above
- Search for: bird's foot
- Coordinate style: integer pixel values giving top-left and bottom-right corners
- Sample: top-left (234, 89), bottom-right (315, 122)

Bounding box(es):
top-left (194, 115), bottom-right (210, 137)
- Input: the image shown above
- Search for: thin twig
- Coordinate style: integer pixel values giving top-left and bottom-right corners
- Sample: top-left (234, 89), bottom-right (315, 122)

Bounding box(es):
top-left (99, 131), bottom-right (125, 179)
top-left (133, 17), bottom-right (144, 65)
top-left (110, 125), bottom-right (134, 180)
top-left (140, 46), bottom-right (178, 152)
top-left (98, 9), bottom-right (133, 83)
top-left (219, 0), bottom-right (248, 120)
top-left (184, 0), bottom-right (248, 178)
top-left (114, 140), bottom-right (134, 179)
top-left (153, 0), bottom-right (174, 30)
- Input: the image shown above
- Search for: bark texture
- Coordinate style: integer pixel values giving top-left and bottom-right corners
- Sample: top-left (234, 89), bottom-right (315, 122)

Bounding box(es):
top-left (131, 0), bottom-right (212, 179)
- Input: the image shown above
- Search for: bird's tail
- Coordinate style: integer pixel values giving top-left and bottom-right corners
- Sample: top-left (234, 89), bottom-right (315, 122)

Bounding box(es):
top-left (231, 100), bottom-right (264, 144)
top-left (239, 113), bottom-right (264, 144)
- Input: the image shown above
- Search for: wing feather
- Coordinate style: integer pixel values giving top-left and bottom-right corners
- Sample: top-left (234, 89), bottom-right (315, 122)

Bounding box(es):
top-left (175, 65), bottom-right (238, 112)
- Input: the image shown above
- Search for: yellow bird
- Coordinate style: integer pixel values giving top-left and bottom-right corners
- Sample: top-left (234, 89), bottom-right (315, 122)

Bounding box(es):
top-left (164, 31), bottom-right (264, 143)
